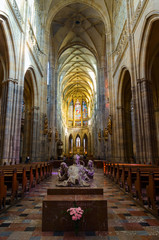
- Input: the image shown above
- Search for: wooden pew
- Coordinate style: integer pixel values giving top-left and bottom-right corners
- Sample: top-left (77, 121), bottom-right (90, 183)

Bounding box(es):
top-left (25, 165), bottom-right (35, 190)
top-left (16, 167), bottom-right (27, 194)
top-left (3, 168), bottom-right (19, 202)
top-left (134, 168), bottom-right (159, 204)
top-left (0, 171), bottom-right (7, 209)
top-left (1, 165), bottom-right (29, 194)
top-left (48, 162), bottom-right (53, 176)
top-left (37, 163), bottom-right (44, 181)
top-left (134, 169), bottom-right (149, 203)
top-left (146, 172), bottom-right (159, 214)
top-left (42, 162), bottom-right (47, 179)
top-left (103, 162), bottom-right (109, 175)
top-left (32, 164), bottom-right (40, 184)
top-left (126, 167), bottom-right (137, 196)
top-left (115, 164), bottom-right (123, 184)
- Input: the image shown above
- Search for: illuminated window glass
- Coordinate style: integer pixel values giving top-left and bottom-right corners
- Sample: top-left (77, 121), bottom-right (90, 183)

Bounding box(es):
top-left (82, 100), bottom-right (88, 118)
top-left (76, 136), bottom-right (80, 147)
top-left (68, 100), bottom-right (73, 119)
top-left (75, 99), bottom-right (81, 120)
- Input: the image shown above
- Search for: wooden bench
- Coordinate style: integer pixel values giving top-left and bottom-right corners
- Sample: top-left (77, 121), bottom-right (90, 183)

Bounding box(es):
top-left (146, 172), bottom-right (159, 214)
top-left (103, 162), bottom-right (159, 215)
top-left (16, 167), bottom-right (27, 194)
top-left (3, 168), bottom-right (19, 202)
top-left (32, 164), bottom-right (40, 184)
top-left (0, 171), bottom-right (7, 209)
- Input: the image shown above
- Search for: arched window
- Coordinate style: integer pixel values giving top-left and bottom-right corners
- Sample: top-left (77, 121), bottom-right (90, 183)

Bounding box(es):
top-left (76, 136), bottom-right (80, 147)
top-left (69, 135), bottom-right (73, 153)
top-left (83, 134), bottom-right (88, 154)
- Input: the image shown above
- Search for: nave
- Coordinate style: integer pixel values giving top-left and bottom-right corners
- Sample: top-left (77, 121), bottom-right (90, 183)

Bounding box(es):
top-left (0, 169), bottom-right (159, 240)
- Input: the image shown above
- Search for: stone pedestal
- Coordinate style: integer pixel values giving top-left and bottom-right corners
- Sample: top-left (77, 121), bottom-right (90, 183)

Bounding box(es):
top-left (42, 194), bottom-right (108, 232)
top-left (47, 187), bottom-right (103, 195)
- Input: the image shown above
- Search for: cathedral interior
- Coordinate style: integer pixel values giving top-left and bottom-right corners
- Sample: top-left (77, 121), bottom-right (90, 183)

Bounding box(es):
top-left (1, 0), bottom-right (159, 239)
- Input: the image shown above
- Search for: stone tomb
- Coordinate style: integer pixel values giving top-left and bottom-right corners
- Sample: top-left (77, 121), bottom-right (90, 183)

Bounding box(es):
top-left (42, 187), bottom-right (108, 232)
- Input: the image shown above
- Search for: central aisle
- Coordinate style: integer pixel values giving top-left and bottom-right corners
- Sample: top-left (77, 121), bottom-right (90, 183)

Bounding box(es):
top-left (0, 169), bottom-right (159, 239)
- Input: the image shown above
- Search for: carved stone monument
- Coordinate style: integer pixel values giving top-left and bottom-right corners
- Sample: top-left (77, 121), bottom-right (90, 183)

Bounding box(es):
top-left (42, 155), bottom-right (108, 232)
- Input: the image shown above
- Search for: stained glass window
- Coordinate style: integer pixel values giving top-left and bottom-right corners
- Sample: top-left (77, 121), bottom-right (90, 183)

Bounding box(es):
top-left (83, 121), bottom-right (88, 126)
top-left (68, 100), bottom-right (73, 119)
top-left (75, 99), bottom-right (81, 120)
top-left (82, 100), bottom-right (88, 118)
top-left (75, 121), bottom-right (81, 127)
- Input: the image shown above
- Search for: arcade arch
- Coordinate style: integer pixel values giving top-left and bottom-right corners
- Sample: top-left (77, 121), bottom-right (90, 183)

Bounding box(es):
top-left (117, 69), bottom-right (134, 162)
top-left (21, 68), bottom-right (38, 162)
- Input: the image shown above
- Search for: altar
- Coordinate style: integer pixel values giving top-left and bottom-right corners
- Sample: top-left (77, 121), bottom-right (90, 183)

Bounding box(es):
top-left (42, 190), bottom-right (108, 232)
top-left (42, 156), bottom-right (108, 232)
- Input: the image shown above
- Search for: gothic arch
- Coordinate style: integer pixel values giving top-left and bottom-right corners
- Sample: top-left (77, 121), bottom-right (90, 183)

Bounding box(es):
top-left (75, 134), bottom-right (81, 147)
top-left (140, 16), bottom-right (159, 162)
top-left (83, 133), bottom-right (88, 155)
top-left (21, 67), bottom-right (39, 161)
top-left (0, 13), bottom-right (16, 80)
top-left (117, 66), bottom-right (131, 105)
top-left (0, 14), bottom-right (17, 164)
top-left (138, 12), bottom-right (159, 79)
top-left (23, 67), bottom-right (39, 107)
top-left (68, 134), bottom-right (73, 154)
top-left (117, 68), bottom-right (134, 162)
top-left (0, 57), bottom-right (5, 163)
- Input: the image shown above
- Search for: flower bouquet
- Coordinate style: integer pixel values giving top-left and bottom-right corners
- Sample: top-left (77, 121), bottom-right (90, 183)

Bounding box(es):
top-left (67, 206), bottom-right (84, 235)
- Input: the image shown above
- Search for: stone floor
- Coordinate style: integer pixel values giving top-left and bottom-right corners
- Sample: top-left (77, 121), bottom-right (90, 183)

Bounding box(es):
top-left (0, 169), bottom-right (159, 239)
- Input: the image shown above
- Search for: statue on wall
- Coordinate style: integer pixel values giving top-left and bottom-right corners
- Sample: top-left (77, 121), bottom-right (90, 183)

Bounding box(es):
top-left (48, 128), bottom-right (52, 141)
top-left (56, 155), bottom-right (94, 187)
top-left (44, 116), bottom-right (48, 135)
top-left (107, 115), bottom-right (112, 135)
top-left (104, 128), bottom-right (109, 141)
top-left (57, 136), bottom-right (63, 158)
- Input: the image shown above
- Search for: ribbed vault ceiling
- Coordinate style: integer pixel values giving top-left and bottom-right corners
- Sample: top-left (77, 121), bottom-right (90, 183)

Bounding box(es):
top-left (51, 3), bottom-right (105, 112)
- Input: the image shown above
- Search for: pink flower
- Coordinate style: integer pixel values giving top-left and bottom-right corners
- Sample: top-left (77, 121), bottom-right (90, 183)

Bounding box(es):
top-left (70, 210), bottom-right (76, 215)
top-left (72, 215), bottom-right (77, 221)
top-left (67, 206), bottom-right (84, 221)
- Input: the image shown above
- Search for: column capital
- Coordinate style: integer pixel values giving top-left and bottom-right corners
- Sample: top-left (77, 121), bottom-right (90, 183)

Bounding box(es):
top-left (137, 78), bottom-right (152, 84)
top-left (2, 78), bottom-right (18, 85)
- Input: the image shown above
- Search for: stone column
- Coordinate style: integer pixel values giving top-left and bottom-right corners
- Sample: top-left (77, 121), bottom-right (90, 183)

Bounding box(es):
top-left (73, 99), bottom-right (75, 127)
top-left (22, 109), bottom-right (31, 161)
top-left (66, 101), bottom-right (68, 126)
top-left (1, 79), bottom-right (18, 164)
top-left (81, 99), bottom-right (83, 127)
top-left (31, 106), bottom-right (40, 162)
top-left (138, 78), bottom-right (158, 164)
top-left (9, 82), bottom-right (19, 163)
top-left (116, 106), bottom-right (125, 162)
top-left (98, 65), bottom-right (107, 159)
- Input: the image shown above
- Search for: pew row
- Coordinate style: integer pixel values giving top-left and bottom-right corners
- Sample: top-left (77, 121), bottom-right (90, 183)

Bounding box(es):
top-left (0, 161), bottom-right (53, 210)
top-left (103, 162), bottom-right (159, 216)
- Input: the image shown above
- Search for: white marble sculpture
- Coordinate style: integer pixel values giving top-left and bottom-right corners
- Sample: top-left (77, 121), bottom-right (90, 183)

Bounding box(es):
top-left (56, 155), bottom-right (94, 187)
